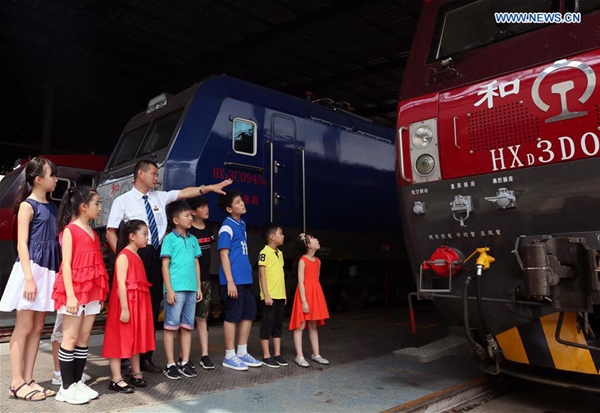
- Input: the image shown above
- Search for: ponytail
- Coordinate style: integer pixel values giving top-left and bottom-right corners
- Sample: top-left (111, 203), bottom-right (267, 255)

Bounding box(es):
top-left (12, 157), bottom-right (57, 214)
top-left (116, 219), bottom-right (146, 255)
top-left (13, 182), bottom-right (32, 215)
top-left (57, 187), bottom-right (76, 233)
top-left (57, 185), bottom-right (97, 233)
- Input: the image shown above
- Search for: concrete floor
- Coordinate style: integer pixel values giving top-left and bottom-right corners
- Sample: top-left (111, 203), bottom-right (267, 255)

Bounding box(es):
top-left (0, 304), bottom-right (484, 413)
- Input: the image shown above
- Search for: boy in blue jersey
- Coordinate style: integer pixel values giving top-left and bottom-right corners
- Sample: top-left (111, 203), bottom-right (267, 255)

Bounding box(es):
top-left (217, 190), bottom-right (262, 371)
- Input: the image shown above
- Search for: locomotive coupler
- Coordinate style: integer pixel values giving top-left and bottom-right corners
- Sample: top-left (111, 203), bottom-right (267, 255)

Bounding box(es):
top-left (514, 236), bottom-right (598, 310)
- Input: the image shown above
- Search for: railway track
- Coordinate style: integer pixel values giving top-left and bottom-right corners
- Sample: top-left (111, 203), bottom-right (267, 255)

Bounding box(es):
top-left (385, 375), bottom-right (599, 413)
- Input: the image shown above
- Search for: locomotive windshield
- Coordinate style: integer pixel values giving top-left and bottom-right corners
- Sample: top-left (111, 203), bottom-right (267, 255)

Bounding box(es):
top-left (137, 107), bottom-right (184, 157)
top-left (109, 123), bottom-right (149, 168)
top-left (432, 0), bottom-right (600, 61)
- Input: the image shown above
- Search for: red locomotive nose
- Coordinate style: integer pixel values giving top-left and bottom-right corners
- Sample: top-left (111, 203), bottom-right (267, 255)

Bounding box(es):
top-left (422, 246), bottom-right (463, 277)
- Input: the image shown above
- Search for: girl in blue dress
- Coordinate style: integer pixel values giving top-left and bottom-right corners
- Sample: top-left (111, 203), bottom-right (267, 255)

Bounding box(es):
top-left (0, 157), bottom-right (60, 401)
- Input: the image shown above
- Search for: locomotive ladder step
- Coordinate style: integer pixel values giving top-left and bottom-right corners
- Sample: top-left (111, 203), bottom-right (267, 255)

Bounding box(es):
top-left (393, 334), bottom-right (468, 363)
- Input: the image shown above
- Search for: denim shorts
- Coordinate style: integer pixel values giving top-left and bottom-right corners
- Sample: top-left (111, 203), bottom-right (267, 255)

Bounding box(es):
top-left (163, 291), bottom-right (197, 330)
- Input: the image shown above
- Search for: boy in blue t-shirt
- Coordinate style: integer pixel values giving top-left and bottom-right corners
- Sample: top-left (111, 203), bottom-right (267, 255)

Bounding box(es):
top-left (160, 201), bottom-right (202, 380)
top-left (217, 190), bottom-right (262, 371)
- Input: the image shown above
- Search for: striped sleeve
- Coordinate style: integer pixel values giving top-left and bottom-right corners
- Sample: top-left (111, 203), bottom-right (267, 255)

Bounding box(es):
top-left (217, 225), bottom-right (233, 250)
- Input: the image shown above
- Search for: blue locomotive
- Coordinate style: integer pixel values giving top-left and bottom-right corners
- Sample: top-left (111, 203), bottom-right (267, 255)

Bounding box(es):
top-left (96, 75), bottom-right (407, 308)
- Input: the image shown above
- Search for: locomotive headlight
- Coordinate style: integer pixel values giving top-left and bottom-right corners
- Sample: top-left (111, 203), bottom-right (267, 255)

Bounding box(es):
top-left (412, 127), bottom-right (434, 148)
top-left (415, 154), bottom-right (435, 175)
top-left (409, 118), bottom-right (440, 183)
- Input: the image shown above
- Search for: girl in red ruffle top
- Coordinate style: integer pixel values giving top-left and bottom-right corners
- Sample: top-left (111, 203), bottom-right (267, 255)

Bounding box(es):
top-left (52, 185), bottom-right (108, 404)
top-left (102, 219), bottom-right (155, 393)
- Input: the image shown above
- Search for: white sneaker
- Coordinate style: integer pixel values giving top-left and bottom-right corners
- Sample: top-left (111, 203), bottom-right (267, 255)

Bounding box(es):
top-left (76, 380), bottom-right (98, 400)
top-left (55, 382), bottom-right (91, 405)
top-left (52, 372), bottom-right (90, 386)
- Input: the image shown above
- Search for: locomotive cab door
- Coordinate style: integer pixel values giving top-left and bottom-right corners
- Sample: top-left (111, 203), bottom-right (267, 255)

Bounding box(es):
top-left (270, 114), bottom-right (301, 228)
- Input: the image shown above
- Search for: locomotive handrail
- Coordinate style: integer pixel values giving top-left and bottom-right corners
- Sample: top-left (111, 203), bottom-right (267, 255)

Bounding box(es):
top-left (223, 162), bottom-right (264, 173)
top-left (555, 311), bottom-right (600, 352)
top-left (299, 146), bottom-right (306, 233)
top-left (267, 139), bottom-right (273, 221)
top-left (418, 260), bottom-right (458, 293)
top-left (420, 293), bottom-right (547, 307)
top-left (397, 126), bottom-right (410, 183)
top-left (453, 116), bottom-right (460, 149)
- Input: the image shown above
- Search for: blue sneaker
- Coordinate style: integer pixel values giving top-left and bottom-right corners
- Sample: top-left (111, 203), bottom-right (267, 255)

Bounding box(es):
top-left (238, 353), bottom-right (263, 367)
top-left (222, 356), bottom-right (248, 371)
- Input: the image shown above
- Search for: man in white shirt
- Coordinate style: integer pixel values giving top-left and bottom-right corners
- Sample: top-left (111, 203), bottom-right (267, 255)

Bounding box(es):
top-left (106, 159), bottom-right (231, 373)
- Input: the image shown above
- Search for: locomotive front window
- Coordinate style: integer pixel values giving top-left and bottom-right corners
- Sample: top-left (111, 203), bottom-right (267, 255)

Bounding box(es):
top-left (232, 118), bottom-right (257, 156)
top-left (109, 123), bottom-right (150, 168)
top-left (137, 107), bottom-right (184, 157)
top-left (432, 0), bottom-right (554, 61)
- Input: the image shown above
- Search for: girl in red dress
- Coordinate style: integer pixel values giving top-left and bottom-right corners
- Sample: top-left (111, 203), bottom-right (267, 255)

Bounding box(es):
top-left (102, 220), bottom-right (155, 393)
top-left (52, 185), bottom-right (109, 405)
top-left (289, 233), bottom-right (330, 368)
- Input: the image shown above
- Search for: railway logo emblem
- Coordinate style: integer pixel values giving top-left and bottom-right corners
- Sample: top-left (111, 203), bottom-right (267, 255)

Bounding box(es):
top-left (531, 59), bottom-right (596, 124)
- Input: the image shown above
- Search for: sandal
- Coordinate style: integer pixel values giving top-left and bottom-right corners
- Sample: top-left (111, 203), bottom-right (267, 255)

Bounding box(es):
top-left (27, 380), bottom-right (56, 397)
top-left (108, 378), bottom-right (134, 394)
top-left (8, 382), bottom-right (46, 401)
top-left (129, 372), bottom-right (147, 388)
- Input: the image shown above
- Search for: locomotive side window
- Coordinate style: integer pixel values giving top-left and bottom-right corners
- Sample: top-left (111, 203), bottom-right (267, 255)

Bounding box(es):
top-left (109, 123), bottom-right (150, 168)
top-left (51, 178), bottom-right (71, 202)
top-left (432, 0), bottom-right (554, 61)
top-left (137, 107), bottom-right (185, 157)
top-left (76, 173), bottom-right (95, 187)
top-left (232, 118), bottom-right (257, 156)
